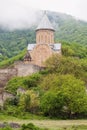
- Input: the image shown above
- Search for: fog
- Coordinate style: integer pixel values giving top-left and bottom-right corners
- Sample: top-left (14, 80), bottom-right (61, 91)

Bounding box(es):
top-left (0, 0), bottom-right (87, 30)
top-left (0, 0), bottom-right (42, 30)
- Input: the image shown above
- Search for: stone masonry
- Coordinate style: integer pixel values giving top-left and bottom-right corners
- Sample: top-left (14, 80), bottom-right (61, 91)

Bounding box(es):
top-left (27, 13), bottom-right (61, 66)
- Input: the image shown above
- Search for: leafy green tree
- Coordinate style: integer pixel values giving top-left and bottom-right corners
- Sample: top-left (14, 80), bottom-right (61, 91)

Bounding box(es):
top-left (60, 75), bottom-right (87, 118)
top-left (40, 91), bottom-right (64, 117)
top-left (40, 74), bottom-right (87, 118)
top-left (62, 46), bottom-right (75, 56)
top-left (45, 54), bottom-right (87, 79)
top-left (19, 92), bottom-right (31, 112)
top-left (19, 90), bottom-right (39, 113)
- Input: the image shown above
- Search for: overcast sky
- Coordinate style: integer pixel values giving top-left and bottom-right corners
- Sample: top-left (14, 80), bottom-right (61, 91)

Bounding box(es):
top-left (0, 0), bottom-right (87, 30)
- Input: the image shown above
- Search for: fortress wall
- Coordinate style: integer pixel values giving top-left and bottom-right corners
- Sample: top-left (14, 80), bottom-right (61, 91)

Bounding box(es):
top-left (0, 62), bottom-right (43, 88)
top-left (15, 62), bottom-right (42, 77)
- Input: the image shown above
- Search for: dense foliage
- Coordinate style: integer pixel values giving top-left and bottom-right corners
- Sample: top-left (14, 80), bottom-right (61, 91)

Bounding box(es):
top-left (0, 29), bottom-right (35, 62)
top-left (2, 53), bottom-right (87, 119)
top-left (5, 73), bottom-right (41, 94)
top-left (0, 49), bottom-right (26, 68)
top-left (45, 55), bottom-right (87, 82)
top-left (0, 11), bottom-right (87, 119)
top-left (0, 11), bottom-right (87, 62)
top-left (62, 42), bottom-right (87, 58)
top-left (40, 74), bottom-right (87, 118)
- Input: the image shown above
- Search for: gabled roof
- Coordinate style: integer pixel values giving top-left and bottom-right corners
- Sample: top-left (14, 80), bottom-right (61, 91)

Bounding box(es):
top-left (49, 43), bottom-right (61, 51)
top-left (53, 43), bottom-right (61, 51)
top-left (27, 43), bottom-right (61, 52)
top-left (27, 43), bottom-right (36, 51)
top-left (24, 51), bottom-right (31, 59)
top-left (36, 14), bottom-right (55, 31)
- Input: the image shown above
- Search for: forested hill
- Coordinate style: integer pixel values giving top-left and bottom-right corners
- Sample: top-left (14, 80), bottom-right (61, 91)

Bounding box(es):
top-left (48, 12), bottom-right (87, 44)
top-left (0, 11), bottom-right (87, 61)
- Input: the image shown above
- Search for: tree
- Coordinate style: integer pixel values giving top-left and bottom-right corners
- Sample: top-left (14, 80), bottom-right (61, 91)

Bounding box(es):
top-left (19, 92), bottom-right (31, 112)
top-left (60, 75), bottom-right (87, 118)
top-left (40, 91), bottom-right (64, 117)
top-left (19, 90), bottom-right (39, 113)
top-left (45, 54), bottom-right (86, 79)
top-left (40, 74), bottom-right (87, 118)
top-left (62, 46), bottom-right (75, 56)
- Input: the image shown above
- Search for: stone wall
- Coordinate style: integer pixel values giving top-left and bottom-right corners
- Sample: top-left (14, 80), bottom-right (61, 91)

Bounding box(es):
top-left (0, 62), bottom-right (43, 88)
top-left (36, 30), bottom-right (54, 44)
top-left (14, 62), bottom-right (42, 77)
top-left (0, 68), bottom-right (17, 88)
top-left (30, 44), bottom-right (53, 66)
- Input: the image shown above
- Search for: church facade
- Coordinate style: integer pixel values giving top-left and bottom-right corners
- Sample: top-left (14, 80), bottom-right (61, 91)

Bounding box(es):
top-left (24, 14), bottom-right (61, 66)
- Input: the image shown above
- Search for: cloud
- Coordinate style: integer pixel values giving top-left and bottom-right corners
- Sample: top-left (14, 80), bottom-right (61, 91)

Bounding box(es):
top-left (0, 0), bottom-right (87, 30)
top-left (0, 0), bottom-right (41, 30)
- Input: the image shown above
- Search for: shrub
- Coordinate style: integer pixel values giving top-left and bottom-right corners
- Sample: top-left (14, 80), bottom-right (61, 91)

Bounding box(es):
top-left (21, 123), bottom-right (41, 130)
top-left (19, 90), bottom-right (40, 113)
top-left (5, 73), bottom-right (42, 94)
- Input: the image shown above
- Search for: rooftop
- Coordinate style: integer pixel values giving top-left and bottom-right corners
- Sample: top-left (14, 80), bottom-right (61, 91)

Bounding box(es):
top-left (36, 14), bottom-right (55, 31)
top-left (27, 43), bottom-right (36, 51)
top-left (53, 43), bottom-right (61, 51)
top-left (27, 43), bottom-right (61, 51)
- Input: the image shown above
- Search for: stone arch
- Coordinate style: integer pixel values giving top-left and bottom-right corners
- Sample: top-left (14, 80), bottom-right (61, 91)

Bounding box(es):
top-left (31, 44), bottom-right (52, 66)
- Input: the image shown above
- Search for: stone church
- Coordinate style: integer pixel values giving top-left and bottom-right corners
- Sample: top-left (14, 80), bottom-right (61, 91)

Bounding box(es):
top-left (0, 13), bottom-right (62, 89)
top-left (24, 13), bottom-right (61, 66)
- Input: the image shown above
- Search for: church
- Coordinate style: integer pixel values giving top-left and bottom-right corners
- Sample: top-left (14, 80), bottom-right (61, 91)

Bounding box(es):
top-left (24, 13), bottom-right (61, 66)
top-left (0, 13), bottom-right (62, 83)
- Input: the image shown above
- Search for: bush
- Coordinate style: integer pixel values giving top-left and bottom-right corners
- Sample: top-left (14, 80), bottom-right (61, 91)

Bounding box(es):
top-left (5, 73), bottom-right (42, 94)
top-left (21, 123), bottom-right (41, 130)
top-left (19, 90), bottom-right (40, 113)
top-left (23, 73), bottom-right (42, 88)
top-left (0, 125), bottom-right (12, 130)
top-left (45, 54), bottom-right (87, 80)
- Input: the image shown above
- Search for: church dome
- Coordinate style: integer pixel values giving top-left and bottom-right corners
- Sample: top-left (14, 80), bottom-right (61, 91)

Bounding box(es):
top-left (36, 14), bottom-right (55, 31)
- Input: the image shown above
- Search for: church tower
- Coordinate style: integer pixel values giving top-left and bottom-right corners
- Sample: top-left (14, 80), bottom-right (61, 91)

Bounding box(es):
top-left (26, 12), bottom-right (61, 66)
top-left (36, 14), bottom-right (55, 44)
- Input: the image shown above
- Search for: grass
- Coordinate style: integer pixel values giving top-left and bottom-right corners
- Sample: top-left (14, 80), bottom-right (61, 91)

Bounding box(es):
top-left (0, 49), bottom-right (26, 68)
top-left (0, 113), bottom-right (48, 121)
top-left (1, 119), bottom-right (87, 129)
top-left (12, 120), bottom-right (87, 130)
top-left (0, 113), bottom-right (18, 121)
top-left (0, 114), bottom-right (87, 130)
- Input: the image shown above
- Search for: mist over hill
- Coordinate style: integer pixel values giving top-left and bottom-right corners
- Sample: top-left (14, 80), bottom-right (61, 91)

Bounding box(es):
top-left (0, 10), bottom-right (87, 61)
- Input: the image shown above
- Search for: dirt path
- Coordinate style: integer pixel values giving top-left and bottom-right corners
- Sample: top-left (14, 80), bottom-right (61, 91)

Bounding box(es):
top-left (1, 119), bottom-right (87, 129)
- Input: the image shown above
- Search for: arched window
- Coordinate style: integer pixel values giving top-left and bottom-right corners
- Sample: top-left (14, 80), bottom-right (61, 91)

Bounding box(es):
top-left (45, 35), bottom-right (47, 43)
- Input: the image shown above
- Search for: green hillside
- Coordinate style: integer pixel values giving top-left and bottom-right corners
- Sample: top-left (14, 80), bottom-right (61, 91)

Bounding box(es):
top-left (0, 10), bottom-right (87, 129)
top-left (0, 11), bottom-right (87, 62)
top-left (48, 11), bottom-right (87, 44)
top-left (0, 29), bottom-right (35, 61)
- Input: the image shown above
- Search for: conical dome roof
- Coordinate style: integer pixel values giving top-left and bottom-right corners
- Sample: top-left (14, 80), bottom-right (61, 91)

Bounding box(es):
top-left (36, 14), bottom-right (55, 31)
